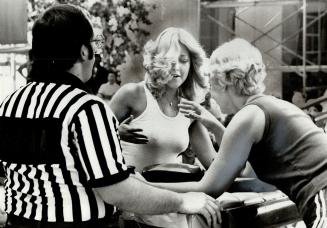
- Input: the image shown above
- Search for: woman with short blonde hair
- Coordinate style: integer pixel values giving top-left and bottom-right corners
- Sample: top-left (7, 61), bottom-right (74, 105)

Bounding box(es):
top-left (209, 38), bottom-right (266, 96)
top-left (152, 38), bottom-right (327, 228)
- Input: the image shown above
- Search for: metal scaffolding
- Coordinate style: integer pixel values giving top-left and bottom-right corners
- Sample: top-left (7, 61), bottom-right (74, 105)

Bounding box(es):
top-left (201, 0), bottom-right (327, 96)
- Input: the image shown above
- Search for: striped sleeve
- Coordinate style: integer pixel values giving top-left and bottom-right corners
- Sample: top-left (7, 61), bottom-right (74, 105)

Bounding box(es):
top-left (72, 101), bottom-right (131, 188)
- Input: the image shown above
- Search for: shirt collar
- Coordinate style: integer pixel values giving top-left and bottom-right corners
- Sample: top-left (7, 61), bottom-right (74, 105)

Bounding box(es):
top-left (31, 71), bottom-right (91, 93)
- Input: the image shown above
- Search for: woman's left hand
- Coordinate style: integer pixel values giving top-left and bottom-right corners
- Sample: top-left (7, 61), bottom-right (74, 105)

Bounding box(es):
top-left (178, 98), bottom-right (221, 131)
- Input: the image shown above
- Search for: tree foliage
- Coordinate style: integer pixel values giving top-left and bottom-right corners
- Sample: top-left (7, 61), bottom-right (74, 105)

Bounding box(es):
top-left (28, 0), bottom-right (155, 74)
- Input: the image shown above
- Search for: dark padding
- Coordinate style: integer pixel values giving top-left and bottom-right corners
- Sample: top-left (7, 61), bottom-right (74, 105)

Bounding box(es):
top-left (142, 163), bottom-right (204, 183)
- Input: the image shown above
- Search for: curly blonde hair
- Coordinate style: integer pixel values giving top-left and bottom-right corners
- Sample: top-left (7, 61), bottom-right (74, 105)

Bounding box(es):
top-left (210, 38), bottom-right (266, 96)
top-left (143, 27), bottom-right (208, 101)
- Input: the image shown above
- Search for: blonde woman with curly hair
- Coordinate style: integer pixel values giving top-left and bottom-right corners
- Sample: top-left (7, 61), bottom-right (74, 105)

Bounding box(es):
top-left (152, 38), bottom-right (327, 228)
top-left (110, 27), bottom-right (219, 173)
top-left (109, 27), bottom-right (222, 228)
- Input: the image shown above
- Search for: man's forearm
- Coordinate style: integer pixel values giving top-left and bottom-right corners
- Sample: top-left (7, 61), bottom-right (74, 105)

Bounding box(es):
top-left (95, 176), bottom-right (183, 214)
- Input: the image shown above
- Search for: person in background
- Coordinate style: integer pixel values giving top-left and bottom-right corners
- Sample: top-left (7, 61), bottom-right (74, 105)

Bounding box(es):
top-left (17, 51), bottom-right (33, 79)
top-left (150, 38), bottom-right (327, 228)
top-left (304, 99), bottom-right (322, 121)
top-left (0, 5), bottom-right (220, 228)
top-left (109, 27), bottom-right (224, 227)
top-left (116, 74), bottom-right (121, 86)
top-left (97, 72), bottom-right (120, 100)
top-left (291, 90), bottom-right (306, 107)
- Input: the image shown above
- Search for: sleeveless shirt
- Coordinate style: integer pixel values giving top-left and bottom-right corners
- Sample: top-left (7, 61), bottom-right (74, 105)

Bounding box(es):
top-left (121, 83), bottom-right (191, 172)
top-left (248, 95), bottom-right (327, 216)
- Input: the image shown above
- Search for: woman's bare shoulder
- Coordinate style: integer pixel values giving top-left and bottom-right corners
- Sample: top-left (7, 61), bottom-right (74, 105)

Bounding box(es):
top-left (115, 81), bottom-right (145, 101)
top-left (235, 105), bottom-right (264, 120)
top-left (229, 105), bottom-right (265, 142)
top-left (112, 81), bottom-right (147, 115)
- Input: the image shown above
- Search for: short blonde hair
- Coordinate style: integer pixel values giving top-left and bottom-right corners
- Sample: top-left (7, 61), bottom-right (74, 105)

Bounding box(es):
top-left (143, 27), bottom-right (208, 100)
top-left (210, 38), bottom-right (266, 96)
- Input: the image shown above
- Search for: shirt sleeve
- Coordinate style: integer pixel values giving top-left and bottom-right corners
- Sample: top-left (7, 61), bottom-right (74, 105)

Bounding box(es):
top-left (71, 101), bottom-right (132, 188)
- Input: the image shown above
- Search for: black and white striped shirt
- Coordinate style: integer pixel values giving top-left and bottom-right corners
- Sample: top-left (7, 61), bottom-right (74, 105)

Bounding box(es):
top-left (0, 72), bottom-right (131, 222)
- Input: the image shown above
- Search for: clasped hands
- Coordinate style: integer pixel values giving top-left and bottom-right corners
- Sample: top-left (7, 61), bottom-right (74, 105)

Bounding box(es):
top-left (131, 172), bottom-right (223, 228)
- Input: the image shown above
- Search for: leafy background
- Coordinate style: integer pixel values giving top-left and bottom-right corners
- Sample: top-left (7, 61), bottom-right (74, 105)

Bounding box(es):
top-left (27, 0), bottom-right (155, 76)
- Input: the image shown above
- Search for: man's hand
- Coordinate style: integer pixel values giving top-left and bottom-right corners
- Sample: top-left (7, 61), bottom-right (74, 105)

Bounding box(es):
top-left (179, 192), bottom-right (222, 227)
top-left (119, 115), bottom-right (148, 144)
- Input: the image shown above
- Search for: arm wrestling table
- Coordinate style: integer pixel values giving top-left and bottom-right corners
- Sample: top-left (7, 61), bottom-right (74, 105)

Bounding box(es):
top-left (142, 164), bottom-right (303, 228)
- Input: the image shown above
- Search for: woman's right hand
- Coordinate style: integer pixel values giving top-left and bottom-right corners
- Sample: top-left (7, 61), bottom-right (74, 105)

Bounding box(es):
top-left (119, 115), bottom-right (148, 144)
top-left (178, 98), bottom-right (222, 132)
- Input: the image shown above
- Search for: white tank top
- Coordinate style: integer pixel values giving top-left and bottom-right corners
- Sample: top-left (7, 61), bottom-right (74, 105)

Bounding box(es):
top-left (121, 83), bottom-right (191, 172)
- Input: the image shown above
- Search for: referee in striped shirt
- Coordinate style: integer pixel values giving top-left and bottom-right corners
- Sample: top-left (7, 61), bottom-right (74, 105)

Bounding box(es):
top-left (0, 4), bottom-right (220, 228)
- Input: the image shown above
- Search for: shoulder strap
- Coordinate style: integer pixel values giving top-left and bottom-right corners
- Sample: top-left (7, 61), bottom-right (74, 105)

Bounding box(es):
top-left (143, 83), bottom-right (159, 110)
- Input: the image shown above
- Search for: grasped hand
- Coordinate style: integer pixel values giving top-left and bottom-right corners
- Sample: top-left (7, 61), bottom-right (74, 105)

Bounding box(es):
top-left (178, 98), bottom-right (220, 131)
top-left (216, 192), bottom-right (244, 209)
top-left (119, 115), bottom-right (148, 144)
top-left (179, 192), bottom-right (221, 227)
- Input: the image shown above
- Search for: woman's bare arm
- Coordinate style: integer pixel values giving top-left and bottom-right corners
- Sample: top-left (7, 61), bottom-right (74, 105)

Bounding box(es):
top-left (189, 121), bottom-right (217, 169)
top-left (109, 83), bottom-right (148, 143)
top-left (150, 105), bottom-right (266, 197)
top-left (179, 98), bottom-right (225, 144)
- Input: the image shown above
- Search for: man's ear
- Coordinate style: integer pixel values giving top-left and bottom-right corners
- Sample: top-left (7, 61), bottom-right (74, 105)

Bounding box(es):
top-left (80, 44), bottom-right (89, 61)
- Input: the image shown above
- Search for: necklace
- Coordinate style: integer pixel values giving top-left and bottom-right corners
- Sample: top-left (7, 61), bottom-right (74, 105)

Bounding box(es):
top-left (158, 92), bottom-right (179, 108)
top-left (163, 96), bottom-right (177, 107)
top-left (156, 91), bottom-right (181, 117)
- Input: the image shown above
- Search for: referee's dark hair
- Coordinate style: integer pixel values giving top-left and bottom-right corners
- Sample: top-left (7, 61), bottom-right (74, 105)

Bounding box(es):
top-left (29, 4), bottom-right (94, 80)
